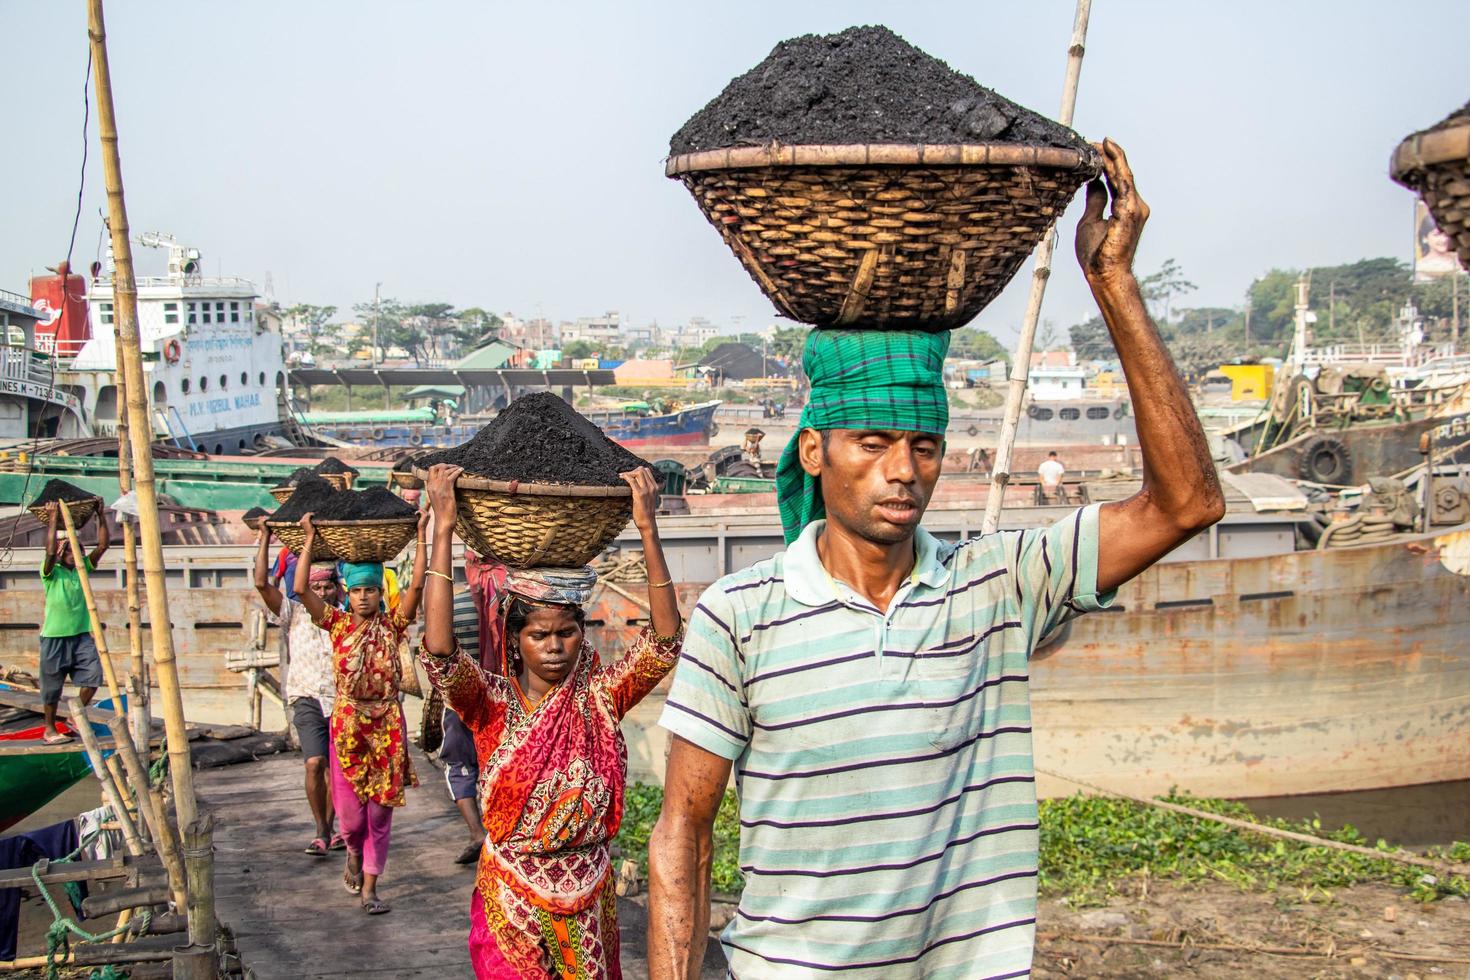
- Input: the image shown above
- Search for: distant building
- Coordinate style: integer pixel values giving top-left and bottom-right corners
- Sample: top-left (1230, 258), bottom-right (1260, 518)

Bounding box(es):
top-left (624, 322), bottom-right (661, 348)
top-left (670, 316), bottom-right (719, 349)
top-left (1029, 366), bottom-right (1087, 400)
top-left (500, 313), bottom-right (559, 350)
top-left (562, 311), bottom-right (623, 346)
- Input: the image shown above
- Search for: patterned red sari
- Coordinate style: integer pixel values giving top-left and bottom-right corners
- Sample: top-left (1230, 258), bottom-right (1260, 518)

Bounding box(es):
top-left (421, 625), bottom-right (681, 978)
top-left (320, 605), bottom-right (418, 806)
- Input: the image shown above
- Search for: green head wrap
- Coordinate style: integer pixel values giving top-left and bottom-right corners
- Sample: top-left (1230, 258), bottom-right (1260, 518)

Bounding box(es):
top-left (341, 561), bottom-right (385, 591)
top-left (775, 329), bottom-right (950, 544)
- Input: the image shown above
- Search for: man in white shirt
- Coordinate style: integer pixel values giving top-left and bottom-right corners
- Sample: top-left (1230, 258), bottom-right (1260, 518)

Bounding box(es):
top-left (254, 528), bottom-right (341, 856)
top-left (1038, 450), bottom-right (1066, 500)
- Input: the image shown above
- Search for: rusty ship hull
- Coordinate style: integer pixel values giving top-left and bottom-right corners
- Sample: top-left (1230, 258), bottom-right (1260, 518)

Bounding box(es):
top-left (2, 501), bottom-right (1466, 800)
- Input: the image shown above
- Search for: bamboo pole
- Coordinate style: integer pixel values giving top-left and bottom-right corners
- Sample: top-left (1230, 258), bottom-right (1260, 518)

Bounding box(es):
top-left (69, 697), bottom-right (144, 857)
top-left (102, 260), bottom-right (150, 756)
top-left (982, 0), bottom-right (1094, 534)
top-left (87, 0), bottom-right (200, 830)
top-left (56, 500), bottom-right (130, 735)
top-left (86, 700), bottom-right (189, 911)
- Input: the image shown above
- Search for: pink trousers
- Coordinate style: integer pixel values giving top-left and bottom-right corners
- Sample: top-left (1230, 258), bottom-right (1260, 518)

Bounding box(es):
top-left (328, 749), bottom-right (393, 876)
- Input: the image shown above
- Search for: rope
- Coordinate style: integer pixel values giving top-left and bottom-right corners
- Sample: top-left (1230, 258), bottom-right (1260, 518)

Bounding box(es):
top-left (30, 815), bottom-right (153, 980)
top-left (1035, 767), bottom-right (1470, 879)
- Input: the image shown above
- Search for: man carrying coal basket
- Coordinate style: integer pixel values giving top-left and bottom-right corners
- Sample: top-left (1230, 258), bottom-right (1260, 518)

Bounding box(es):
top-left (647, 140), bottom-right (1225, 977)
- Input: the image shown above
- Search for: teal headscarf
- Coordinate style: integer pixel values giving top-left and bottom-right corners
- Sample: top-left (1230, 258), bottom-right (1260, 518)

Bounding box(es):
top-left (775, 329), bottom-right (951, 543)
top-left (340, 561), bottom-right (385, 591)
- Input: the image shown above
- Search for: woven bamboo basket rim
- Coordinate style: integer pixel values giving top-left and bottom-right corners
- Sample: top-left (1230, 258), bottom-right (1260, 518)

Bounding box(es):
top-left (1391, 122), bottom-right (1470, 186)
top-left (411, 469), bottom-right (632, 498)
top-left (310, 517), bottom-right (420, 528)
top-left (665, 141), bottom-right (1100, 177)
top-left (27, 497), bottom-right (101, 521)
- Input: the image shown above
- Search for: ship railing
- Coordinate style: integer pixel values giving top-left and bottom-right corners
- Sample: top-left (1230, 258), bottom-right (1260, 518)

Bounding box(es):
top-left (1, 346), bottom-right (68, 389)
top-left (1299, 343), bottom-right (1410, 366)
top-left (32, 334), bottom-right (89, 358)
top-left (0, 287), bottom-right (40, 312)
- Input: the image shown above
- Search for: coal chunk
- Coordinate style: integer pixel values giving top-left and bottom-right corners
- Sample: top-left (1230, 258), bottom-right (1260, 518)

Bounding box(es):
top-left (312, 487), bottom-right (417, 522)
top-left (272, 467), bottom-right (318, 490)
top-left (416, 392), bottom-right (647, 486)
top-left (268, 475), bottom-right (341, 522)
top-left (31, 479), bottom-right (97, 508)
top-left (242, 506), bottom-right (269, 522)
top-left (670, 25), bottom-right (1089, 155)
top-left (313, 457), bottom-right (359, 477)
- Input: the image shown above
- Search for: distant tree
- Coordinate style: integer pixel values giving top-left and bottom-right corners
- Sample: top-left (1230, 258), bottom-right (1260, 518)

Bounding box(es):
top-left (284, 303), bottom-right (338, 357)
top-left (1068, 315), bottom-right (1114, 361)
top-left (768, 325), bottom-right (808, 363)
top-left (1139, 259), bottom-right (1197, 322)
top-left (949, 326), bottom-right (1009, 362)
top-left (563, 340), bottom-right (597, 360)
top-left (454, 308), bottom-right (504, 352)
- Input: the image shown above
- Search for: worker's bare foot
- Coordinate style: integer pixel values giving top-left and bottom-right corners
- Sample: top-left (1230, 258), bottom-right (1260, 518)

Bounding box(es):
top-left (455, 840), bottom-right (482, 865)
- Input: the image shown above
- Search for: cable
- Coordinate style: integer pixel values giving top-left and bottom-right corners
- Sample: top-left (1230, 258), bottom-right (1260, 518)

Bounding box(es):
top-left (1, 50), bottom-right (92, 566)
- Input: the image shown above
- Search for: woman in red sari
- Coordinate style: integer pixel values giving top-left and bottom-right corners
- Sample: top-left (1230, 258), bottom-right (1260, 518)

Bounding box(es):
top-left (419, 463), bottom-right (682, 978)
top-left (295, 511), bottom-right (428, 914)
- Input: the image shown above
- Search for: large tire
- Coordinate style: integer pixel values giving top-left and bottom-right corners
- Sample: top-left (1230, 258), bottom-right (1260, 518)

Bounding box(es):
top-left (1027, 404), bottom-right (1041, 420)
top-left (1298, 435), bottom-right (1353, 485)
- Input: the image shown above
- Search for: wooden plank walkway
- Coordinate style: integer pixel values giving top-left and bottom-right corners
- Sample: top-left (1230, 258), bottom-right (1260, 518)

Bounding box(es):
top-left (197, 744), bottom-right (727, 979)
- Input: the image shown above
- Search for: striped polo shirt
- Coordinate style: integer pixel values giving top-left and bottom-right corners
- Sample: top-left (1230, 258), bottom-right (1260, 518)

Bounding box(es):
top-left (659, 505), bottom-right (1113, 979)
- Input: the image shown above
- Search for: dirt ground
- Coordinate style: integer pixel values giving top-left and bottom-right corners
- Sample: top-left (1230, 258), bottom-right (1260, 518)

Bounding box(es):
top-left (1035, 880), bottom-right (1470, 978)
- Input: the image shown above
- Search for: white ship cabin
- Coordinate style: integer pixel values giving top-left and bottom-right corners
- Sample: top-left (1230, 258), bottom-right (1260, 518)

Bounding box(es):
top-left (59, 238), bottom-right (288, 454)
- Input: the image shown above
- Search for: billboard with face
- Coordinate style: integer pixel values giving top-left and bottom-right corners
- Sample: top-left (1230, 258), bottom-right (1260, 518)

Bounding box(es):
top-left (1415, 200), bottom-right (1464, 282)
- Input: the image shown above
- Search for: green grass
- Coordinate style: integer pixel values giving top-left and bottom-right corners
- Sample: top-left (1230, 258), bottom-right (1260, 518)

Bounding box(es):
top-left (612, 784), bottom-right (1470, 904)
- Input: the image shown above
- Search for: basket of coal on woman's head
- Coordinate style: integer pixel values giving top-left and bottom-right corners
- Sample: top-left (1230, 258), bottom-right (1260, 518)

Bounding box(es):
top-left (418, 472), bottom-right (632, 569)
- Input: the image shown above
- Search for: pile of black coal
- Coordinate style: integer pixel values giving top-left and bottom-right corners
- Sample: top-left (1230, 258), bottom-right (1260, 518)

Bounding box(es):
top-left (416, 392), bottom-right (647, 486)
top-left (242, 506), bottom-right (269, 523)
top-left (272, 467), bottom-right (317, 491)
top-left (268, 475), bottom-right (340, 522)
top-left (311, 487), bottom-right (417, 522)
top-left (669, 25), bottom-right (1088, 154)
top-left (391, 456), bottom-right (417, 473)
top-left (31, 479), bottom-right (97, 508)
top-left (314, 457), bottom-right (360, 477)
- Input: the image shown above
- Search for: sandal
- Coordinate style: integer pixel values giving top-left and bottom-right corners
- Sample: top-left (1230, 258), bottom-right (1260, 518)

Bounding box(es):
top-left (328, 832), bottom-right (346, 851)
top-left (304, 838), bottom-right (328, 857)
top-left (343, 867), bottom-right (362, 895)
top-left (42, 731), bottom-right (74, 745)
top-left (361, 897), bottom-right (391, 915)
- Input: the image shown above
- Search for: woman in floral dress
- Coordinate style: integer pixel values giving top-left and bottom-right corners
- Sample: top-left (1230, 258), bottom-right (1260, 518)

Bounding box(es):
top-left (295, 510), bottom-right (428, 914)
top-left (418, 463), bottom-right (683, 978)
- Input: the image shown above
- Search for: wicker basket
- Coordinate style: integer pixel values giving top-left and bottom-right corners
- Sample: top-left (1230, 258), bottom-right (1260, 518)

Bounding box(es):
top-left (1391, 108), bottom-right (1470, 270)
top-left (416, 470), bottom-right (632, 568)
top-left (389, 470), bottom-right (424, 491)
top-left (667, 142), bottom-right (1101, 330)
top-left (318, 472), bottom-right (352, 490)
top-left (313, 518), bottom-right (420, 563)
top-left (27, 497), bottom-right (101, 528)
top-left (268, 486), bottom-right (295, 504)
top-left (265, 521), bottom-right (334, 561)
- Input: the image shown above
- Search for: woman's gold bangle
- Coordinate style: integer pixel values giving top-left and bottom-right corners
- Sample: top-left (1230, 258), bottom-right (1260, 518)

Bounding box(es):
top-left (648, 579), bottom-right (673, 589)
top-left (427, 569), bottom-right (454, 583)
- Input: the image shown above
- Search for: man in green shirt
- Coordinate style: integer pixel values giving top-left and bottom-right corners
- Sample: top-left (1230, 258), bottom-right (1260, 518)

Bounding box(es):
top-left (39, 504), bottom-right (110, 743)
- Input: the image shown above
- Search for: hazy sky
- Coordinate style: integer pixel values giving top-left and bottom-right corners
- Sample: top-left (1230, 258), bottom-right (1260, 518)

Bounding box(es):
top-left (2, 2), bottom-right (1464, 343)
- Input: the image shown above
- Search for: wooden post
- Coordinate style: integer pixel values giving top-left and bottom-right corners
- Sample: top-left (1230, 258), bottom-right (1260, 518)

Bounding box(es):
top-left (69, 697), bottom-right (144, 857)
top-left (982, 0), bottom-right (1094, 534)
top-left (103, 753), bottom-right (142, 835)
top-left (87, 0), bottom-right (200, 830)
top-left (56, 499), bottom-right (130, 735)
top-left (180, 814), bottom-right (216, 952)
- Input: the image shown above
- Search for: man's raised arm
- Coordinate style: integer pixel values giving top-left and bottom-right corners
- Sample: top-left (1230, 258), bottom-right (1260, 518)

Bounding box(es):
top-left (1078, 140), bottom-right (1225, 592)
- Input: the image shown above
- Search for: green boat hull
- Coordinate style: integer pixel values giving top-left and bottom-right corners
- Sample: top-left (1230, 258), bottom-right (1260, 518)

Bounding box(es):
top-left (0, 751), bottom-right (92, 834)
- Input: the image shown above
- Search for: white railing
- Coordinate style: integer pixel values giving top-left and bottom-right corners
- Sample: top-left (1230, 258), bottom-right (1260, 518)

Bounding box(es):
top-left (0, 287), bottom-right (38, 312)
top-left (31, 334), bottom-right (89, 358)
